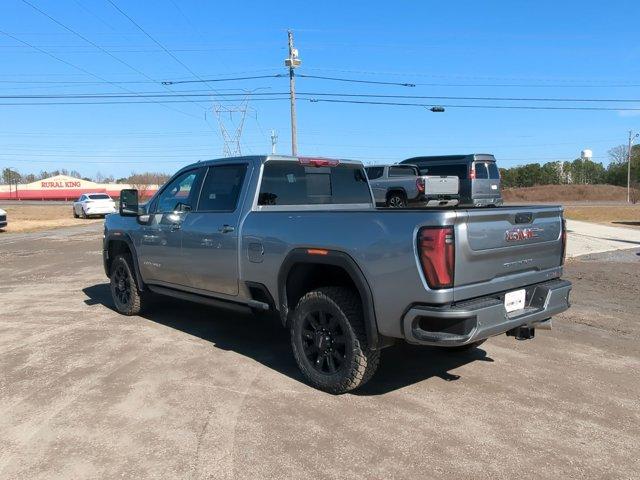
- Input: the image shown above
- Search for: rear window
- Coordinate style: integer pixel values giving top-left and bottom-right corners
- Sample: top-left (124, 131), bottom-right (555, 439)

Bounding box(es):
top-left (365, 167), bottom-right (384, 180)
top-left (258, 161), bottom-right (371, 206)
top-left (487, 162), bottom-right (500, 179)
top-left (474, 162), bottom-right (499, 179)
top-left (418, 163), bottom-right (468, 179)
top-left (88, 194), bottom-right (111, 200)
top-left (474, 162), bottom-right (489, 179)
top-left (388, 166), bottom-right (418, 177)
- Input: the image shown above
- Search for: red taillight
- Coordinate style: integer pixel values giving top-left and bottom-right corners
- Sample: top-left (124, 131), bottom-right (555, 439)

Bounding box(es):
top-left (298, 157), bottom-right (340, 167)
top-left (418, 226), bottom-right (455, 289)
top-left (469, 166), bottom-right (476, 180)
top-left (561, 218), bottom-right (567, 265)
top-left (416, 177), bottom-right (425, 193)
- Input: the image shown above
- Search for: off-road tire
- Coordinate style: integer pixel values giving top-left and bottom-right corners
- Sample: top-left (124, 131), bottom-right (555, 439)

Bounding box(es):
top-left (386, 192), bottom-right (407, 208)
top-left (447, 339), bottom-right (487, 352)
top-left (73, 208), bottom-right (79, 218)
top-left (290, 287), bottom-right (380, 394)
top-left (80, 208), bottom-right (87, 219)
top-left (110, 254), bottom-right (145, 316)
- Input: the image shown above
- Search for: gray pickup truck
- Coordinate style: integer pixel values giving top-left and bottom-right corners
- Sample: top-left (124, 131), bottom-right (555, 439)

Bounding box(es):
top-left (104, 155), bottom-right (571, 393)
top-left (365, 164), bottom-right (459, 207)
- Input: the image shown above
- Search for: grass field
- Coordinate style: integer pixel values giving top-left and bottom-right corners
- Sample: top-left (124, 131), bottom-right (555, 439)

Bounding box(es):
top-left (563, 205), bottom-right (640, 227)
top-left (0, 204), bottom-right (101, 233)
top-left (503, 184), bottom-right (631, 202)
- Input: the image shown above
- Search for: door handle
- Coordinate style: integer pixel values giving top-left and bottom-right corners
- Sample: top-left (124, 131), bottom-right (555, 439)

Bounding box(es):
top-left (170, 223), bottom-right (181, 232)
top-left (218, 224), bottom-right (235, 233)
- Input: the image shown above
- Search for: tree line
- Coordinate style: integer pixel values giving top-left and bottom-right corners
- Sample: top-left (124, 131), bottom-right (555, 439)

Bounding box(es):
top-left (499, 144), bottom-right (640, 189)
top-left (1, 168), bottom-right (170, 187)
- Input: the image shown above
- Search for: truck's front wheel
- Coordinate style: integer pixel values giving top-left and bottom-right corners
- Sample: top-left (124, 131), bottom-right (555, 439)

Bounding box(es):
top-left (110, 254), bottom-right (145, 316)
top-left (290, 287), bottom-right (380, 394)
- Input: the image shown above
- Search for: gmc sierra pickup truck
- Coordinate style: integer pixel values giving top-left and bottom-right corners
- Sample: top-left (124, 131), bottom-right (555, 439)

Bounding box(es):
top-left (104, 155), bottom-right (571, 393)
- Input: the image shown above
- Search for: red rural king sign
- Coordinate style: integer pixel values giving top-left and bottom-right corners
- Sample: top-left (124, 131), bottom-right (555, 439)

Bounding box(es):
top-left (40, 180), bottom-right (82, 188)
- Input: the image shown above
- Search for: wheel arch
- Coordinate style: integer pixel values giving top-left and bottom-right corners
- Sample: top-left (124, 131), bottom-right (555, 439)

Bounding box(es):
top-left (104, 233), bottom-right (145, 291)
top-left (277, 248), bottom-right (381, 350)
top-left (386, 188), bottom-right (407, 200)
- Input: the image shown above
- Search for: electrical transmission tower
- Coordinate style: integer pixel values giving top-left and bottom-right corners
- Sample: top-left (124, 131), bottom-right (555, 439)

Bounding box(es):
top-left (213, 95), bottom-right (250, 157)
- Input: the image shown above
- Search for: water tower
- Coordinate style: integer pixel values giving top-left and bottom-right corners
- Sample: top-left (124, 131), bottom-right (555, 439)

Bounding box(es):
top-left (580, 149), bottom-right (593, 184)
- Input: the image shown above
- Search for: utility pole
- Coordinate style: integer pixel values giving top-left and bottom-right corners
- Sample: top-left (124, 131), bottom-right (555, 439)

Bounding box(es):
top-left (285, 30), bottom-right (301, 156)
top-left (270, 129), bottom-right (278, 154)
top-left (627, 130), bottom-right (639, 203)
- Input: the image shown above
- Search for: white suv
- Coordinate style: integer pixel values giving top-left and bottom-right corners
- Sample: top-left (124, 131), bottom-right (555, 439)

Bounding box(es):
top-left (73, 193), bottom-right (116, 218)
top-left (0, 207), bottom-right (6, 229)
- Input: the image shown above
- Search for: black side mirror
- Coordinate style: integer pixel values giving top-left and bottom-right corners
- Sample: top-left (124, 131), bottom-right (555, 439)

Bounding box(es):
top-left (119, 189), bottom-right (139, 217)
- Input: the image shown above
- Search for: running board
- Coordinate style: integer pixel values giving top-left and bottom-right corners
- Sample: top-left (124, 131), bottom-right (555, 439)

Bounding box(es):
top-left (147, 285), bottom-right (270, 312)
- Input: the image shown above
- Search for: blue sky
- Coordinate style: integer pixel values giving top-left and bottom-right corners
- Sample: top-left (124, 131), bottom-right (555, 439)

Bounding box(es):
top-left (1, 0), bottom-right (639, 179)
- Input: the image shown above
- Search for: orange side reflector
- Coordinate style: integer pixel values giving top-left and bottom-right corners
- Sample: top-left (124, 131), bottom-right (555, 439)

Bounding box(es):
top-left (307, 248), bottom-right (329, 256)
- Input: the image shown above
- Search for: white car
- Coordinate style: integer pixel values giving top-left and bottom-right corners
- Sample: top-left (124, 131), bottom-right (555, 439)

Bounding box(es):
top-left (0, 207), bottom-right (6, 229)
top-left (73, 193), bottom-right (116, 218)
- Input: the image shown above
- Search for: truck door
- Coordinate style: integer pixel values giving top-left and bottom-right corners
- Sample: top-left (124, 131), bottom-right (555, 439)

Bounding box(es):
top-left (180, 163), bottom-right (249, 296)
top-left (138, 168), bottom-right (203, 287)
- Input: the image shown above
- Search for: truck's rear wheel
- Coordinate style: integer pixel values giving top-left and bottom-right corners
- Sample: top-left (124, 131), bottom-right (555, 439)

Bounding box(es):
top-left (386, 192), bottom-right (407, 208)
top-left (110, 254), bottom-right (145, 315)
top-left (290, 287), bottom-right (380, 394)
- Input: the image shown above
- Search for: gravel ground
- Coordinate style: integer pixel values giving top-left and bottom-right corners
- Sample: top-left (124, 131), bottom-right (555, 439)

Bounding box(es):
top-left (0, 225), bottom-right (638, 480)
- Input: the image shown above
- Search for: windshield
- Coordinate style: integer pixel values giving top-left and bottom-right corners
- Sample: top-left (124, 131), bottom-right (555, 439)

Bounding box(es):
top-left (88, 194), bottom-right (111, 200)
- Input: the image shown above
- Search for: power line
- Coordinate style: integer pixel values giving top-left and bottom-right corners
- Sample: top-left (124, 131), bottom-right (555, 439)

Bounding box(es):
top-left (2, 90), bottom-right (640, 103)
top-left (105, 0), bottom-right (212, 88)
top-left (306, 98), bottom-right (640, 111)
top-left (297, 73), bottom-right (415, 87)
top-left (162, 74), bottom-right (285, 85)
top-left (14, 2), bottom-right (205, 119)
top-left (0, 97), bottom-right (292, 106)
top-left (0, 29), bottom-right (202, 120)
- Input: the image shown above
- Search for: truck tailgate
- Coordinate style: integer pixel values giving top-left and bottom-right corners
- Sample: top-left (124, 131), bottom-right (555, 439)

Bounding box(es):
top-left (423, 175), bottom-right (459, 195)
top-left (453, 206), bottom-right (564, 301)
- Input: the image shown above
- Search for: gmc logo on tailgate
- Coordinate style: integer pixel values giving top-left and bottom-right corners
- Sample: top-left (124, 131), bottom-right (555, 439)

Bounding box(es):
top-left (505, 227), bottom-right (542, 242)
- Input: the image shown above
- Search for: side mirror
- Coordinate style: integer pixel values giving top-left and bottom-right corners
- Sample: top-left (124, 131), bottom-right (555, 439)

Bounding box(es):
top-left (119, 189), bottom-right (139, 217)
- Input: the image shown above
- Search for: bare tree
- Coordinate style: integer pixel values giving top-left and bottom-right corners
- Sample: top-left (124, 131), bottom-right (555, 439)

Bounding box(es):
top-left (126, 172), bottom-right (170, 198)
top-left (608, 145), bottom-right (628, 165)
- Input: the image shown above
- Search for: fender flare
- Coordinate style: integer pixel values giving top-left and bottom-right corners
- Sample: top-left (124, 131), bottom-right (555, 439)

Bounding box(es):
top-left (277, 248), bottom-right (381, 350)
top-left (104, 232), bottom-right (145, 291)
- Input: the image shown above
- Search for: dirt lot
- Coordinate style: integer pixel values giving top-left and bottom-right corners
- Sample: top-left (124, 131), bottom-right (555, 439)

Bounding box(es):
top-left (0, 225), bottom-right (638, 479)
top-left (0, 204), bottom-right (101, 233)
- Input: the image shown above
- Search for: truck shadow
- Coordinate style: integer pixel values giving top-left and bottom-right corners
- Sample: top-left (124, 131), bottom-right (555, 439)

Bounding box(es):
top-left (83, 283), bottom-right (492, 396)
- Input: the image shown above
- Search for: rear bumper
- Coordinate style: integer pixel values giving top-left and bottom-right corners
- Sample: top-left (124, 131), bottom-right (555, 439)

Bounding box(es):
top-left (416, 194), bottom-right (460, 207)
top-left (472, 197), bottom-right (503, 207)
top-left (86, 207), bottom-right (116, 215)
top-left (402, 279), bottom-right (571, 346)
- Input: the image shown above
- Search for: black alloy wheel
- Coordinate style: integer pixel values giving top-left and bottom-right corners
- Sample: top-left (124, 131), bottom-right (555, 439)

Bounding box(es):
top-left (300, 310), bottom-right (347, 375)
top-left (109, 254), bottom-right (144, 315)
top-left (112, 263), bottom-right (132, 307)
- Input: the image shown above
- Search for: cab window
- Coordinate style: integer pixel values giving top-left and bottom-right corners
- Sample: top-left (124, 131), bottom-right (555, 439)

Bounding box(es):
top-left (197, 164), bottom-right (247, 212)
top-left (389, 166), bottom-right (417, 177)
top-left (155, 170), bottom-right (200, 213)
top-left (365, 167), bottom-right (384, 180)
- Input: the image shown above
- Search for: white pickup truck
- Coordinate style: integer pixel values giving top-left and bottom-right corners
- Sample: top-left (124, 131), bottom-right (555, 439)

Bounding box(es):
top-left (365, 164), bottom-right (459, 207)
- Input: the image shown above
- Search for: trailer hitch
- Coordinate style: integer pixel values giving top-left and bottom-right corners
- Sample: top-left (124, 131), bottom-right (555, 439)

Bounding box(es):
top-left (506, 326), bottom-right (535, 341)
